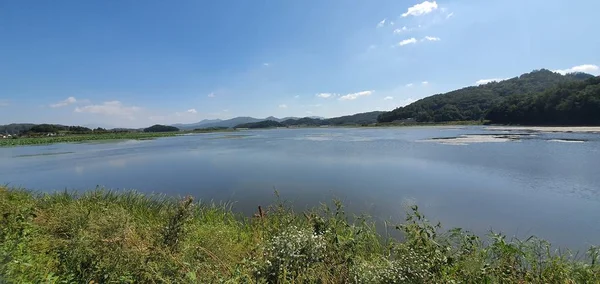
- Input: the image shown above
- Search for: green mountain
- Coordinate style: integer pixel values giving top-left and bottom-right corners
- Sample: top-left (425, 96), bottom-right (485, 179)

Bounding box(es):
top-left (377, 70), bottom-right (594, 123)
top-left (486, 76), bottom-right (600, 125)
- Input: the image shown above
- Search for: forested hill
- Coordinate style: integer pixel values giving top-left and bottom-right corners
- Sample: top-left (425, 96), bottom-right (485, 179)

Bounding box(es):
top-left (486, 76), bottom-right (600, 125)
top-left (377, 70), bottom-right (594, 123)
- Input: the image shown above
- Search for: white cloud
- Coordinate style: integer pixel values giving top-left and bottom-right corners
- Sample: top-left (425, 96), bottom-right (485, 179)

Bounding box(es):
top-left (406, 83), bottom-right (414, 87)
top-left (74, 101), bottom-right (141, 118)
top-left (186, 109), bottom-right (197, 114)
top-left (390, 21), bottom-right (395, 26)
top-left (402, 1), bottom-right (438, 17)
top-left (423, 36), bottom-right (441, 41)
top-left (50, 96), bottom-right (77, 108)
top-left (422, 81), bottom-right (429, 85)
top-left (475, 78), bottom-right (509, 85)
top-left (316, 93), bottom-right (335, 98)
top-left (278, 104), bottom-right (288, 109)
top-left (394, 26), bottom-right (409, 34)
top-left (339, 90), bottom-right (374, 101)
top-left (384, 96), bottom-right (394, 100)
top-left (446, 12), bottom-right (454, 19)
top-left (553, 64), bottom-right (600, 75)
top-left (377, 18), bottom-right (386, 28)
top-left (398, 38), bottom-right (417, 46)
top-left (263, 63), bottom-right (270, 66)
top-left (208, 93), bottom-right (216, 98)
top-left (294, 95), bottom-right (300, 99)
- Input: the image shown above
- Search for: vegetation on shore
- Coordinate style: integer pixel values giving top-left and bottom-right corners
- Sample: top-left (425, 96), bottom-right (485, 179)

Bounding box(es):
top-left (0, 132), bottom-right (180, 147)
top-left (0, 124), bottom-right (239, 147)
top-left (1, 186), bottom-right (598, 283)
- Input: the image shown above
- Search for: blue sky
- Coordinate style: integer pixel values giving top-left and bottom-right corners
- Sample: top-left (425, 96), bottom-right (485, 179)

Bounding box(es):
top-left (1, 0), bottom-right (599, 128)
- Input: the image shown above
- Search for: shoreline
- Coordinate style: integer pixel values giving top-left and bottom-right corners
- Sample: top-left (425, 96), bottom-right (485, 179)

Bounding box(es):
top-left (484, 126), bottom-right (600, 133)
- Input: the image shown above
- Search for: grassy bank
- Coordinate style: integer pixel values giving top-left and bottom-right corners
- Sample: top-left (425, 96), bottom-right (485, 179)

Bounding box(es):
top-left (0, 132), bottom-right (180, 147)
top-left (1, 187), bottom-right (598, 283)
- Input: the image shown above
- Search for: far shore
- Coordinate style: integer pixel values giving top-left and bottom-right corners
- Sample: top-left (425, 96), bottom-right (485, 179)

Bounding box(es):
top-left (485, 126), bottom-right (600, 133)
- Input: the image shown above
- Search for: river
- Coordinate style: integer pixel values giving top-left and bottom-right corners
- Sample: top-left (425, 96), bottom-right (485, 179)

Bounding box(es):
top-left (1, 126), bottom-right (599, 251)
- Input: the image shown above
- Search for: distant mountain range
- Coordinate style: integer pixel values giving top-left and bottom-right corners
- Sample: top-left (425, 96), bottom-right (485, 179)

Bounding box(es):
top-left (173, 116), bottom-right (325, 130)
top-left (233, 111), bottom-right (385, 129)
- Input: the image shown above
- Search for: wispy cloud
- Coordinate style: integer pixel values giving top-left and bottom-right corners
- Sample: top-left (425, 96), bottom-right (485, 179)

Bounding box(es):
top-left (263, 63), bottom-right (270, 67)
top-left (398, 38), bottom-right (417, 46)
top-left (422, 81), bottom-right (429, 85)
top-left (207, 93), bottom-right (216, 98)
top-left (75, 101), bottom-right (141, 119)
top-left (316, 93), bottom-right (335, 98)
top-left (553, 64), bottom-right (600, 75)
top-left (384, 96), bottom-right (394, 100)
top-left (294, 95), bottom-right (300, 99)
top-left (393, 26), bottom-right (410, 34)
top-left (186, 109), bottom-right (197, 114)
top-left (50, 96), bottom-right (77, 108)
top-left (406, 83), bottom-right (414, 87)
top-left (402, 1), bottom-right (438, 17)
top-left (475, 78), bottom-right (509, 85)
top-left (339, 90), bottom-right (374, 101)
top-left (377, 18), bottom-right (386, 28)
top-left (446, 12), bottom-right (454, 19)
top-left (423, 36), bottom-right (441, 41)
top-left (278, 104), bottom-right (288, 109)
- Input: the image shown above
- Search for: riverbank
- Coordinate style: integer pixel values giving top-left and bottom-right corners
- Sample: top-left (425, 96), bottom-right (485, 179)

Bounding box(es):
top-left (0, 129), bottom-right (236, 147)
top-left (1, 187), bottom-right (597, 283)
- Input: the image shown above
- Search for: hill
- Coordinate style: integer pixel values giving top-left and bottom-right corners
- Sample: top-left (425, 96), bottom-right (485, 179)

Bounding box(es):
top-left (377, 70), bottom-right (594, 123)
top-left (235, 120), bottom-right (284, 129)
top-left (0, 123), bottom-right (36, 135)
top-left (143, 125), bottom-right (180, 132)
top-left (486, 76), bottom-right (600, 125)
top-left (172, 119), bottom-right (223, 129)
top-left (327, 111), bottom-right (383, 125)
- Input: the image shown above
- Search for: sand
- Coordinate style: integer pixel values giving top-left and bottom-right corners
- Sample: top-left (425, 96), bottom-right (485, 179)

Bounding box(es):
top-left (485, 126), bottom-right (600, 133)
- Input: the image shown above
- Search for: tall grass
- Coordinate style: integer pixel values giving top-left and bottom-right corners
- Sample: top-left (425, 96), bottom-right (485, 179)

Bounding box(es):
top-left (0, 186), bottom-right (598, 283)
top-left (0, 132), bottom-right (179, 147)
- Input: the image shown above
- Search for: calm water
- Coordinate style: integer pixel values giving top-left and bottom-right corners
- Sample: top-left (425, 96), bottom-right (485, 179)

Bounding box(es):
top-left (1, 126), bottom-right (599, 250)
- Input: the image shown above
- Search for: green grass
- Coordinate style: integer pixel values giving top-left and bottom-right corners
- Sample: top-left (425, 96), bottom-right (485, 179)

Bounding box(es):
top-left (1, 186), bottom-right (598, 283)
top-left (0, 132), bottom-right (179, 147)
